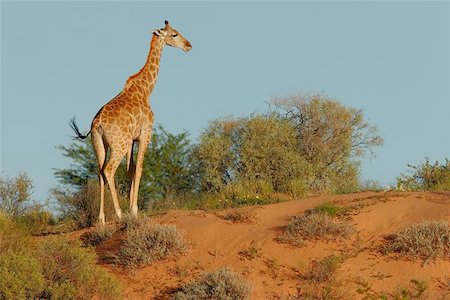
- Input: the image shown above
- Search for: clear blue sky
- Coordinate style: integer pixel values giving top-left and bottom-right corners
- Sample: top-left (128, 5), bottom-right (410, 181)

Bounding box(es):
top-left (1, 1), bottom-right (449, 203)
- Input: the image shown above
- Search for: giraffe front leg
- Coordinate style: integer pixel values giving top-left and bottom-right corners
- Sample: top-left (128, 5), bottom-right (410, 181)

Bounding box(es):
top-left (131, 136), bottom-right (151, 215)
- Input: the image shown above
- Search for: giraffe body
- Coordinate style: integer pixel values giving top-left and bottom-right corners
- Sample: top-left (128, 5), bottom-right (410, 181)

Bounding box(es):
top-left (70, 21), bottom-right (191, 224)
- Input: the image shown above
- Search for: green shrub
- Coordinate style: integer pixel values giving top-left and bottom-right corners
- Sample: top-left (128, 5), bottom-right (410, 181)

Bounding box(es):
top-left (172, 267), bottom-right (251, 300)
top-left (80, 225), bottom-right (115, 247)
top-left (382, 220), bottom-right (450, 262)
top-left (306, 202), bottom-right (343, 217)
top-left (397, 158), bottom-right (450, 191)
top-left (0, 213), bottom-right (32, 253)
top-left (39, 236), bottom-right (122, 300)
top-left (222, 179), bottom-right (274, 204)
top-left (118, 222), bottom-right (186, 267)
top-left (0, 251), bottom-right (45, 300)
top-left (278, 212), bottom-right (354, 246)
top-left (285, 178), bottom-right (309, 198)
top-left (16, 206), bottom-right (54, 235)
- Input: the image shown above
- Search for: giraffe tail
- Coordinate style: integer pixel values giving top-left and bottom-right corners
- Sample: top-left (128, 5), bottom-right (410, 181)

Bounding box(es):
top-left (69, 116), bottom-right (91, 139)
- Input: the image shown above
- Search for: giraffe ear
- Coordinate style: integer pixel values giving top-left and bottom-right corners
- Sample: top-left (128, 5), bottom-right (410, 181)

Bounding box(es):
top-left (152, 29), bottom-right (161, 36)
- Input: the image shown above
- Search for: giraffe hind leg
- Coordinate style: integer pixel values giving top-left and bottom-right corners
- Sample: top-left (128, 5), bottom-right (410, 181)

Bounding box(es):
top-left (127, 142), bottom-right (136, 212)
top-left (91, 131), bottom-right (107, 224)
top-left (103, 145), bottom-right (127, 220)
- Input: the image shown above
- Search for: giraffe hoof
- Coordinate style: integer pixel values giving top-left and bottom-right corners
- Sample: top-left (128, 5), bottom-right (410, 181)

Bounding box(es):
top-left (99, 213), bottom-right (106, 225)
top-left (116, 210), bottom-right (122, 220)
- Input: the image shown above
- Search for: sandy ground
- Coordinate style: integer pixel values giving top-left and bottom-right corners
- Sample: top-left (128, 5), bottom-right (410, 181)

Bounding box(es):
top-left (91, 191), bottom-right (450, 299)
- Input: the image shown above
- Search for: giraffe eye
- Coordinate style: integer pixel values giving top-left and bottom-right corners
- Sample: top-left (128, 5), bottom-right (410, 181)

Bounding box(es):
top-left (172, 34), bottom-right (178, 37)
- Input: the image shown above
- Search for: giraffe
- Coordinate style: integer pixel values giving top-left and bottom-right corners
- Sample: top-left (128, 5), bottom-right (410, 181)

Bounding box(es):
top-left (70, 20), bottom-right (192, 224)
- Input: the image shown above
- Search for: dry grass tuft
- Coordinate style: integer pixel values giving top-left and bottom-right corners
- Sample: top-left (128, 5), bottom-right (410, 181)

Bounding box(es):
top-left (382, 220), bottom-right (450, 262)
top-left (278, 212), bottom-right (354, 246)
top-left (222, 209), bottom-right (254, 223)
top-left (172, 267), bottom-right (251, 300)
top-left (239, 245), bottom-right (262, 260)
top-left (80, 225), bottom-right (115, 247)
top-left (302, 255), bottom-right (342, 283)
top-left (306, 202), bottom-right (344, 217)
top-left (117, 222), bottom-right (186, 267)
top-left (119, 213), bottom-right (149, 231)
top-left (383, 279), bottom-right (428, 300)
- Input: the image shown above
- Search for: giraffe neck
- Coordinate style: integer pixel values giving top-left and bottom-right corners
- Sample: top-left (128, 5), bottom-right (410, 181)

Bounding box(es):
top-left (125, 34), bottom-right (165, 96)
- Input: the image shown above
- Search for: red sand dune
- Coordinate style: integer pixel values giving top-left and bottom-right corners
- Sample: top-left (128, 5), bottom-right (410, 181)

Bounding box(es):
top-left (92, 191), bottom-right (450, 299)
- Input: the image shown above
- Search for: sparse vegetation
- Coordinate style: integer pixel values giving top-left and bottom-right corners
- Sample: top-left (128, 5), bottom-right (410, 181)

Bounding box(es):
top-left (302, 255), bottom-right (342, 283)
top-left (382, 220), bottom-right (450, 262)
top-left (0, 174), bottom-right (55, 235)
top-left (80, 225), bottom-right (115, 247)
top-left (223, 209), bottom-right (254, 223)
top-left (291, 283), bottom-right (345, 300)
top-left (306, 202), bottom-right (344, 217)
top-left (172, 267), bottom-right (251, 300)
top-left (118, 221), bottom-right (186, 267)
top-left (239, 245), bottom-right (262, 260)
top-left (379, 279), bottom-right (428, 300)
top-left (397, 158), bottom-right (450, 191)
top-left (278, 211), bottom-right (354, 246)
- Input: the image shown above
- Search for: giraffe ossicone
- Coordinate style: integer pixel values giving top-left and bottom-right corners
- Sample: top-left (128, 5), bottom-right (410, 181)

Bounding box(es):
top-left (70, 21), bottom-right (192, 224)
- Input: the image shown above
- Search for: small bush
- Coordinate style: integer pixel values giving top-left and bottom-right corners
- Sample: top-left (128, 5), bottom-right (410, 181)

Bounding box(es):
top-left (397, 158), bottom-right (450, 191)
top-left (302, 255), bottom-right (341, 283)
top-left (382, 220), bottom-right (450, 262)
top-left (118, 222), bottom-right (186, 267)
top-left (39, 236), bottom-right (122, 299)
top-left (0, 251), bottom-right (45, 300)
top-left (172, 267), bottom-right (251, 300)
top-left (306, 202), bottom-right (343, 217)
top-left (80, 225), bottom-right (115, 247)
top-left (0, 217), bottom-right (121, 300)
top-left (278, 212), bottom-right (354, 246)
top-left (119, 213), bottom-right (149, 231)
top-left (0, 173), bottom-right (33, 217)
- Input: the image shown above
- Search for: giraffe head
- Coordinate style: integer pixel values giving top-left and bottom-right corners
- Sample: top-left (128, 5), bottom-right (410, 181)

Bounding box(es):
top-left (153, 20), bottom-right (192, 52)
